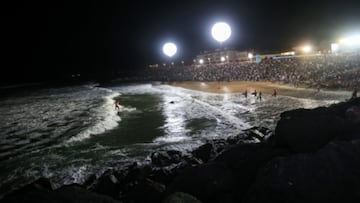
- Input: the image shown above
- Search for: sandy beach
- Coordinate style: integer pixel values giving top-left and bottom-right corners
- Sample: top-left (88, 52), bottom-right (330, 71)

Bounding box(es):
top-left (166, 81), bottom-right (352, 99)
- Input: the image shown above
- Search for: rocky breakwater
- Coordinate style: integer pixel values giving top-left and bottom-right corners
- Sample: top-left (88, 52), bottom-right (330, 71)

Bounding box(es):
top-left (2, 97), bottom-right (360, 203)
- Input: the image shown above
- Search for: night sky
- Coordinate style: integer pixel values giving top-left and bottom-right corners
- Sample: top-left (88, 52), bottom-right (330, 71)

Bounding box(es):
top-left (2, 0), bottom-right (360, 84)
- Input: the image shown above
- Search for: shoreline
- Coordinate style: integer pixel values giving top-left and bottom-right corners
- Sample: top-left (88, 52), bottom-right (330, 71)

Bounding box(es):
top-left (165, 81), bottom-right (352, 99)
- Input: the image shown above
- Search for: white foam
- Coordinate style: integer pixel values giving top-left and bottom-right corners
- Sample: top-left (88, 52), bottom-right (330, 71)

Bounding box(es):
top-left (65, 92), bottom-right (121, 143)
top-left (154, 135), bottom-right (191, 143)
top-left (163, 85), bottom-right (252, 130)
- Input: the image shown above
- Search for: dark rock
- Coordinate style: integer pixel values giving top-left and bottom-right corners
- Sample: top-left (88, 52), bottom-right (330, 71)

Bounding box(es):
top-left (166, 162), bottom-right (234, 203)
top-left (91, 170), bottom-right (122, 198)
top-left (246, 140), bottom-right (360, 203)
top-left (168, 143), bottom-right (286, 203)
top-left (275, 107), bottom-right (345, 153)
top-left (2, 184), bottom-right (120, 203)
top-left (151, 150), bottom-right (183, 167)
top-left (123, 178), bottom-right (165, 203)
top-left (148, 168), bottom-right (176, 185)
top-left (214, 143), bottom-right (287, 170)
top-left (192, 140), bottom-right (228, 163)
top-left (213, 143), bottom-right (287, 201)
top-left (275, 98), bottom-right (360, 153)
top-left (54, 185), bottom-right (121, 203)
top-left (345, 105), bottom-right (360, 123)
top-left (228, 127), bottom-right (274, 144)
top-left (83, 174), bottom-right (97, 189)
top-left (192, 143), bottom-right (214, 163)
top-left (1, 178), bottom-right (54, 203)
top-left (163, 192), bottom-right (202, 203)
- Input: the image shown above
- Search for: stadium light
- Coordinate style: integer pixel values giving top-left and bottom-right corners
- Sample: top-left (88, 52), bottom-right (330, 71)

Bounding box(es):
top-left (211, 22), bottom-right (231, 43)
top-left (339, 35), bottom-right (360, 46)
top-left (248, 53), bottom-right (253, 59)
top-left (199, 59), bottom-right (204, 64)
top-left (331, 43), bottom-right (339, 53)
top-left (221, 56), bottom-right (226, 62)
top-left (302, 45), bottom-right (312, 53)
top-left (162, 42), bottom-right (177, 57)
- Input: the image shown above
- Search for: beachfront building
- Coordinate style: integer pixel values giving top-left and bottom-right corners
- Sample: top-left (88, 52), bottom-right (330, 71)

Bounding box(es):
top-left (195, 48), bottom-right (253, 65)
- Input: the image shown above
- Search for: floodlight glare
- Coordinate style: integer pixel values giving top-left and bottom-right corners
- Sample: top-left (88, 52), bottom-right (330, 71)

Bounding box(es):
top-left (162, 42), bottom-right (177, 57)
top-left (199, 59), bottom-right (204, 64)
top-left (340, 35), bottom-right (360, 46)
top-left (211, 22), bottom-right (231, 43)
top-left (248, 53), bottom-right (253, 59)
top-left (302, 45), bottom-right (312, 53)
top-left (331, 43), bottom-right (339, 53)
top-left (221, 56), bottom-right (226, 62)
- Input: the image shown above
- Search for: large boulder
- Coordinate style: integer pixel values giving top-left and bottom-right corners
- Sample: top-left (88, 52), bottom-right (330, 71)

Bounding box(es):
top-left (122, 178), bottom-right (166, 203)
top-left (274, 98), bottom-right (360, 153)
top-left (275, 109), bottom-right (345, 152)
top-left (163, 192), bottom-right (202, 203)
top-left (166, 162), bottom-right (234, 203)
top-left (168, 143), bottom-right (286, 203)
top-left (1, 184), bottom-right (120, 203)
top-left (246, 140), bottom-right (360, 203)
top-left (151, 150), bottom-right (184, 167)
top-left (192, 139), bottom-right (227, 163)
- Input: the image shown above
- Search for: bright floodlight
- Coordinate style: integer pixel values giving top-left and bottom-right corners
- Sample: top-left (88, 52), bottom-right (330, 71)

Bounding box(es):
top-left (162, 42), bottom-right (177, 57)
top-left (303, 45), bottom-right (312, 53)
top-left (331, 43), bottom-right (339, 53)
top-left (248, 53), bottom-right (253, 59)
top-left (340, 35), bottom-right (360, 46)
top-left (199, 59), bottom-right (204, 64)
top-left (211, 22), bottom-right (231, 43)
top-left (221, 56), bottom-right (225, 62)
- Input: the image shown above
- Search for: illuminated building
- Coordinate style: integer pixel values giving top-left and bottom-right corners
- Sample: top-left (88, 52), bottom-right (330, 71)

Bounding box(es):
top-left (195, 48), bottom-right (253, 65)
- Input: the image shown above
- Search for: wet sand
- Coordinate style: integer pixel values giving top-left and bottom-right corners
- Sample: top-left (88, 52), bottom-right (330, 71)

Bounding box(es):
top-left (166, 81), bottom-right (352, 99)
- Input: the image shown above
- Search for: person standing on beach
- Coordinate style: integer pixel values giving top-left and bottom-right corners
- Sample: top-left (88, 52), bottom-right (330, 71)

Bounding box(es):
top-left (243, 90), bottom-right (248, 98)
top-left (272, 89), bottom-right (277, 97)
top-left (258, 91), bottom-right (262, 101)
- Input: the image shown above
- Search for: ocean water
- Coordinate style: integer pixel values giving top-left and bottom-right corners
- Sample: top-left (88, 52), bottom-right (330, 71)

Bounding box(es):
top-left (0, 83), bottom-right (350, 198)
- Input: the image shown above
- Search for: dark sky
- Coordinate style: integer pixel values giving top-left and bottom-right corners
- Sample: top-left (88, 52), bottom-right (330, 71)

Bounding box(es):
top-left (2, 0), bottom-right (360, 84)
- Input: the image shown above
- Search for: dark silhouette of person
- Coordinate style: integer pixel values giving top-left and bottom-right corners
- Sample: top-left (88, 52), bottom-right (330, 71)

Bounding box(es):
top-left (243, 90), bottom-right (248, 98)
top-left (272, 89), bottom-right (277, 97)
top-left (251, 90), bottom-right (257, 97)
top-left (258, 91), bottom-right (262, 101)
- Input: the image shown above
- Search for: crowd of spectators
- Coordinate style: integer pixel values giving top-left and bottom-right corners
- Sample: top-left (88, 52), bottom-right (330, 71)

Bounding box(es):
top-left (137, 53), bottom-right (360, 90)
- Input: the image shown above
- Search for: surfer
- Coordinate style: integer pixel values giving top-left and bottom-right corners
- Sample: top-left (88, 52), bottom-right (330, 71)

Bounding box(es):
top-left (115, 101), bottom-right (120, 111)
top-left (251, 90), bottom-right (257, 97)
